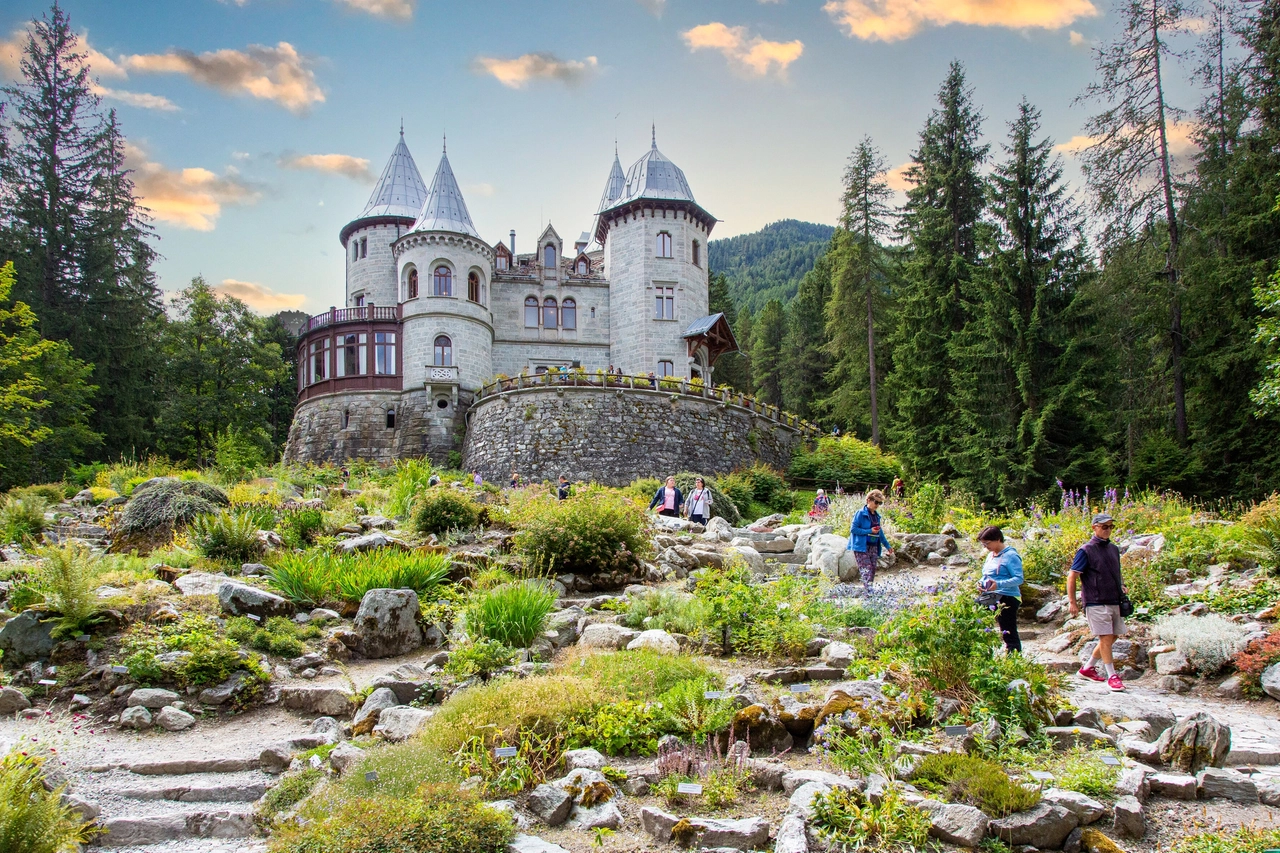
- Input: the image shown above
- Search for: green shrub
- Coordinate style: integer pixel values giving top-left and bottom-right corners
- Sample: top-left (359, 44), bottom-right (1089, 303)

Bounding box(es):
top-left (879, 589), bottom-right (999, 691)
top-left (670, 472), bottom-right (740, 526)
top-left (278, 508), bottom-right (326, 548)
top-left (1021, 535), bottom-right (1077, 586)
top-left (226, 615), bottom-right (315, 658)
top-left (811, 786), bottom-right (932, 851)
top-left (387, 459), bottom-right (437, 519)
top-left (650, 678), bottom-right (735, 745)
top-left (788, 435), bottom-right (901, 489)
top-left (268, 550), bottom-right (452, 607)
top-left (269, 785), bottom-right (514, 853)
top-left (1243, 509), bottom-right (1280, 573)
top-left (190, 510), bottom-right (264, 564)
top-left (619, 589), bottom-right (709, 635)
top-left (1041, 748), bottom-right (1120, 797)
top-left (0, 750), bottom-right (96, 853)
top-left (118, 612), bottom-right (263, 688)
top-left (0, 497), bottom-right (47, 543)
top-left (214, 426), bottom-right (271, 480)
top-left (692, 563), bottom-right (816, 660)
top-left (413, 489), bottom-right (482, 536)
top-left (563, 649), bottom-right (721, 700)
top-left (565, 699), bottom-right (660, 755)
top-left (913, 753), bottom-right (1040, 818)
top-left (444, 639), bottom-right (517, 678)
top-left (891, 481), bottom-right (949, 533)
top-left (30, 543), bottom-right (98, 639)
top-left (510, 487), bottom-right (650, 575)
top-left (465, 581), bottom-right (556, 648)
top-left (115, 479), bottom-right (229, 539)
top-left (259, 769), bottom-right (321, 819)
top-left (1171, 826), bottom-right (1280, 853)
top-left (8, 484), bottom-right (68, 504)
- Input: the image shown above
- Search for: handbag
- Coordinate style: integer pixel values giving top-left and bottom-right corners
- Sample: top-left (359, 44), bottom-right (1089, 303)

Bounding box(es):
top-left (1118, 594), bottom-right (1135, 618)
top-left (976, 591), bottom-right (1001, 609)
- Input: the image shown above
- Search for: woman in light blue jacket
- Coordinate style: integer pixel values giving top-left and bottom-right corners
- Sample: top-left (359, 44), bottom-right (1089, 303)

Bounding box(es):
top-left (978, 525), bottom-right (1024, 652)
top-left (847, 489), bottom-right (893, 588)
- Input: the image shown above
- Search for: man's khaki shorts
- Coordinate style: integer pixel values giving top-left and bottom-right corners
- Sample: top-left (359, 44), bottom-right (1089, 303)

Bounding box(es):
top-left (1085, 604), bottom-right (1127, 637)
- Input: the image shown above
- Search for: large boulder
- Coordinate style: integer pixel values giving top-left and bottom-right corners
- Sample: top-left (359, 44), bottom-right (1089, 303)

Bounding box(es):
top-left (353, 589), bottom-right (423, 658)
top-left (1197, 767), bottom-right (1259, 803)
top-left (730, 705), bottom-right (794, 755)
top-left (372, 706), bottom-right (433, 741)
top-left (328, 741), bottom-right (365, 775)
top-left (279, 686), bottom-right (358, 717)
top-left (1113, 795), bottom-right (1145, 839)
top-left (578, 623), bottom-right (638, 650)
top-left (0, 611), bottom-right (54, 666)
top-left (1158, 711), bottom-right (1231, 773)
top-left (774, 814), bottom-right (809, 853)
top-left (544, 607), bottom-right (585, 649)
top-left (702, 516), bottom-right (733, 542)
top-left (198, 671), bottom-right (256, 706)
top-left (527, 783), bottom-right (573, 826)
top-left (1042, 789), bottom-right (1106, 825)
top-left (1261, 662), bottom-right (1280, 700)
top-left (217, 581), bottom-right (294, 619)
top-left (352, 687), bottom-right (399, 736)
top-left (893, 533), bottom-right (957, 562)
top-left (807, 534), bottom-right (857, 582)
top-left (916, 799), bottom-right (988, 848)
top-left (626, 629), bottom-right (679, 654)
top-left (127, 688), bottom-right (180, 709)
top-left (119, 706), bottom-right (152, 730)
top-left (989, 803), bottom-right (1079, 849)
top-left (0, 686), bottom-right (32, 714)
top-left (726, 545), bottom-right (765, 575)
top-left (1044, 726), bottom-right (1116, 750)
top-left (370, 663), bottom-right (437, 705)
top-left (155, 706), bottom-right (195, 731)
top-left (173, 572), bottom-right (229, 596)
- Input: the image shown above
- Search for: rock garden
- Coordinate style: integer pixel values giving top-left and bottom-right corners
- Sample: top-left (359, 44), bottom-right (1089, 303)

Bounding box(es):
top-left (2, 458), bottom-right (1280, 853)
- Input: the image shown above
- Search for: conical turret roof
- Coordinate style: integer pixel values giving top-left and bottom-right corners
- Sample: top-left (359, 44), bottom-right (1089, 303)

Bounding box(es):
top-left (360, 130), bottom-right (429, 220)
top-left (410, 145), bottom-right (481, 239)
top-left (596, 152), bottom-right (626, 213)
top-left (607, 127), bottom-right (696, 211)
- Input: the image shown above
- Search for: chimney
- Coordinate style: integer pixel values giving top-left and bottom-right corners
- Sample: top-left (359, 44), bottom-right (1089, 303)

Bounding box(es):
top-left (510, 230), bottom-right (516, 258)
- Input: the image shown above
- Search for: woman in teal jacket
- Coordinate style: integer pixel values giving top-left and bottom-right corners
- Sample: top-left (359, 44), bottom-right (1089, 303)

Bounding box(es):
top-left (847, 489), bottom-right (893, 588)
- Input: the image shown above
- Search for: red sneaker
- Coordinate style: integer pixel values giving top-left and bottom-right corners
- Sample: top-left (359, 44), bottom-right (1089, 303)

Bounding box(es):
top-left (1108, 674), bottom-right (1125, 692)
top-left (1078, 666), bottom-right (1106, 683)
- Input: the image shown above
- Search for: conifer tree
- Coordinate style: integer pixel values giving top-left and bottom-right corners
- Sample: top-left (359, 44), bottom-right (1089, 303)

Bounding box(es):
top-left (750, 299), bottom-right (786, 407)
top-left (780, 253), bottom-right (832, 422)
top-left (708, 270), bottom-right (750, 391)
top-left (886, 61), bottom-right (988, 479)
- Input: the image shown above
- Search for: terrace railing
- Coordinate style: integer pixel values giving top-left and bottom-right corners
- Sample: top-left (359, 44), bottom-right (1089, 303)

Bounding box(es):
top-left (305, 304), bottom-right (400, 332)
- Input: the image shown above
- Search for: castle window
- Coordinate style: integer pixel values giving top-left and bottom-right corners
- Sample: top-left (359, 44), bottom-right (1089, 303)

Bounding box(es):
top-left (309, 337), bottom-right (330, 383)
top-left (434, 266), bottom-right (452, 297)
top-left (386, 407), bottom-right (396, 429)
top-left (543, 296), bottom-right (558, 329)
top-left (524, 296), bottom-right (539, 327)
top-left (407, 269), bottom-right (418, 300)
top-left (590, 306), bottom-right (596, 318)
top-left (658, 360), bottom-right (674, 377)
top-left (360, 237), bottom-right (367, 259)
top-left (374, 331), bottom-right (396, 375)
top-left (433, 335), bottom-right (452, 366)
top-left (352, 243), bottom-right (358, 262)
top-left (496, 254), bottom-right (509, 271)
top-left (655, 286), bottom-right (675, 320)
top-left (335, 332), bottom-right (367, 377)
top-left (656, 232), bottom-right (672, 258)
top-left (692, 240), bottom-right (700, 267)
top-left (543, 244), bottom-right (556, 269)
top-left (576, 258), bottom-right (588, 275)
top-left (342, 409), bottom-right (350, 429)
top-left (468, 271), bottom-right (480, 303)
top-left (354, 294), bottom-right (365, 308)
top-left (561, 298), bottom-right (577, 330)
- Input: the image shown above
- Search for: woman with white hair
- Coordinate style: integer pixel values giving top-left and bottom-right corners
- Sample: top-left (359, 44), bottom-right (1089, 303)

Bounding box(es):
top-left (810, 489), bottom-right (831, 517)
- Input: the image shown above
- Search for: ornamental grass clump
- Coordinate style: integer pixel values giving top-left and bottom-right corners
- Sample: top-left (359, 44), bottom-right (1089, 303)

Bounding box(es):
top-left (0, 497), bottom-right (47, 544)
top-left (268, 550), bottom-right (452, 607)
top-left (189, 509), bottom-right (264, 564)
top-left (510, 486), bottom-right (650, 575)
top-left (1154, 613), bottom-right (1249, 675)
top-left (0, 750), bottom-right (97, 853)
top-left (464, 580), bottom-right (556, 648)
top-left (114, 479), bottom-right (228, 545)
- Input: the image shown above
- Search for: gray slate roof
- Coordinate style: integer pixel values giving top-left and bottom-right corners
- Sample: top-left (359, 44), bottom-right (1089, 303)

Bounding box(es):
top-left (607, 132), bottom-right (697, 211)
top-left (682, 312), bottom-right (725, 338)
top-left (410, 149), bottom-right (481, 239)
top-left (596, 154), bottom-right (626, 213)
top-left (359, 132), bottom-right (429, 220)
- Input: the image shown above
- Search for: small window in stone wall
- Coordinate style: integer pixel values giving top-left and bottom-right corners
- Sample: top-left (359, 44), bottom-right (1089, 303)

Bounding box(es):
top-left (407, 269), bottom-right (418, 299)
top-left (692, 240), bottom-right (700, 267)
top-left (525, 296), bottom-right (539, 327)
top-left (433, 335), bottom-right (452, 366)
top-left (386, 408), bottom-right (396, 429)
top-left (342, 409), bottom-right (350, 429)
top-left (436, 398), bottom-right (449, 410)
top-left (656, 232), bottom-right (672, 258)
top-left (352, 243), bottom-right (358, 262)
top-left (360, 237), bottom-right (368, 259)
top-left (658, 360), bottom-right (674, 377)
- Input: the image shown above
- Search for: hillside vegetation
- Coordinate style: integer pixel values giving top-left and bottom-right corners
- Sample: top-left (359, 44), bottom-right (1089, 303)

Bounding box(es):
top-left (708, 219), bottom-right (834, 313)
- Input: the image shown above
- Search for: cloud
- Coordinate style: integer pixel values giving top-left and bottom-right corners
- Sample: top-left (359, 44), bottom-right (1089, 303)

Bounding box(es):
top-left (1069, 30), bottom-right (1089, 46)
top-left (465, 182), bottom-right (496, 197)
top-left (125, 143), bottom-right (261, 231)
top-left (472, 52), bottom-right (598, 89)
top-left (0, 28), bottom-right (23, 79)
top-left (335, 0), bottom-right (415, 19)
top-left (1054, 121), bottom-right (1199, 160)
top-left (91, 83), bottom-right (179, 111)
top-left (823, 0), bottom-right (1099, 42)
top-left (682, 22), bottom-right (804, 77)
top-left (2, 26), bottom-right (131, 81)
top-left (215, 279), bottom-right (306, 312)
top-left (637, 0), bottom-right (666, 17)
top-left (124, 42), bottom-right (323, 113)
top-left (885, 162), bottom-right (913, 192)
top-left (280, 152), bottom-right (374, 182)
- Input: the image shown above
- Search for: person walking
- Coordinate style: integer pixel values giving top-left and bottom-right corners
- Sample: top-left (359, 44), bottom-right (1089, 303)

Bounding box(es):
top-left (891, 477), bottom-right (905, 499)
top-left (648, 476), bottom-right (684, 518)
top-left (847, 489), bottom-right (893, 588)
top-left (1068, 513), bottom-right (1128, 692)
top-left (685, 477), bottom-right (712, 524)
top-left (978, 526), bottom-right (1024, 653)
top-left (510, 470), bottom-right (521, 488)
top-left (472, 471), bottom-right (483, 487)
top-left (557, 475), bottom-right (571, 501)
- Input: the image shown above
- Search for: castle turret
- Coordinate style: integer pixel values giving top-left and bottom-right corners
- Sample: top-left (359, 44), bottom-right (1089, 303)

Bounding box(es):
top-left (596, 129), bottom-right (715, 378)
top-left (341, 130), bottom-right (428, 308)
top-left (392, 143), bottom-right (494, 407)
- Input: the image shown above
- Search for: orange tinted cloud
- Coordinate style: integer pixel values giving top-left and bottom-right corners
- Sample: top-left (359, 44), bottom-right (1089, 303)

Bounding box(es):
top-left (126, 144), bottom-right (261, 231)
top-left (473, 53), bottom-right (598, 88)
top-left (280, 153), bottom-right (375, 182)
top-left (682, 22), bottom-right (804, 77)
top-left (124, 42), bottom-right (323, 113)
top-left (215, 279), bottom-right (306, 312)
top-left (823, 0), bottom-right (1099, 42)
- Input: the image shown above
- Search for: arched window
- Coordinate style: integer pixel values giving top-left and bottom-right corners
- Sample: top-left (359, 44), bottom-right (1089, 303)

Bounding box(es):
top-left (576, 258), bottom-right (588, 275)
top-left (656, 232), bottom-right (672, 258)
top-left (543, 243), bottom-right (556, 269)
top-left (543, 296), bottom-right (558, 329)
top-left (433, 265), bottom-right (452, 296)
top-left (407, 268), bottom-right (418, 299)
top-left (468, 271), bottom-right (480, 303)
top-left (524, 296), bottom-right (539, 327)
top-left (561, 297), bottom-right (577, 330)
top-left (433, 335), bottom-right (452, 366)
top-left (692, 240), bottom-right (700, 267)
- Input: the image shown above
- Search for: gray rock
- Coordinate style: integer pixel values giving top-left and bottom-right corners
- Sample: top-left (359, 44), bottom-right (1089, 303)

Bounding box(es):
top-left (61, 794), bottom-right (101, 822)
top-left (787, 782), bottom-right (832, 821)
top-left (240, 562), bottom-right (271, 576)
top-left (1216, 674), bottom-right (1247, 699)
top-left (1157, 674), bottom-right (1196, 693)
top-left (507, 836), bottom-right (572, 853)
top-left (198, 672), bottom-right (255, 706)
top-left (310, 716), bottom-right (343, 743)
top-left (1260, 782), bottom-right (1280, 807)
top-left (1081, 638), bottom-right (1147, 670)
top-left (328, 741), bottom-right (365, 774)
top-left (1150, 772), bottom-right (1198, 799)
top-left (917, 798), bottom-right (988, 848)
top-left (1120, 737), bottom-right (1163, 764)
top-left (372, 706), bottom-right (433, 742)
top-left (1155, 650), bottom-right (1196, 676)
top-left (1042, 789), bottom-right (1105, 825)
top-left (782, 769), bottom-right (860, 796)
top-left (0, 611), bottom-right (54, 665)
top-left (127, 688), bottom-right (181, 709)
top-left (353, 588), bottom-right (422, 658)
top-left (726, 545), bottom-right (765, 575)
top-left (173, 572), bottom-right (228, 596)
top-left (0, 686), bottom-right (32, 714)
top-left (352, 687), bottom-right (399, 736)
top-left (1262, 662), bottom-right (1280, 700)
top-left (563, 748), bottom-right (605, 771)
top-left (1196, 767), bottom-right (1259, 803)
top-left (639, 806), bottom-right (681, 841)
top-left (155, 706), bottom-right (195, 731)
top-left (1043, 726), bottom-right (1116, 750)
top-left (119, 706), bottom-right (152, 730)
top-left (279, 686), bottom-right (357, 717)
top-left (310, 607), bottom-right (341, 622)
top-left (1159, 711), bottom-right (1231, 773)
top-left (259, 745), bottom-right (293, 775)
top-left (217, 581), bottom-right (294, 619)
top-left (577, 623), bottom-right (639, 650)
top-left (1116, 767), bottom-right (1151, 802)
top-left (337, 531), bottom-right (398, 553)
top-left (820, 641), bottom-right (855, 669)
top-left (693, 816), bottom-right (771, 849)
top-left (626, 629), bottom-right (679, 654)
top-left (544, 607), bottom-right (585, 648)
top-left (370, 662), bottom-right (436, 706)
top-left (1113, 794), bottom-right (1145, 839)
top-left (774, 814), bottom-right (809, 853)
top-left (527, 783), bottom-right (573, 826)
top-left (69, 693), bottom-right (91, 711)
top-left (989, 802), bottom-right (1079, 849)
top-left (566, 801), bottom-right (622, 831)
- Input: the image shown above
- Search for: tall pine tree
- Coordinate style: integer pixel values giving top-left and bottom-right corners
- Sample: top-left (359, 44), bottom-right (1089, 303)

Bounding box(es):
top-left (780, 253), bottom-right (833, 422)
top-left (750, 299), bottom-right (786, 407)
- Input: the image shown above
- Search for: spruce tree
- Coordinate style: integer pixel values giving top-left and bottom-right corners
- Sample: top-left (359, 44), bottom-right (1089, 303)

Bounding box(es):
top-left (750, 299), bottom-right (786, 407)
top-left (780, 253), bottom-right (833, 422)
top-left (708, 269), bottom-right (750, 391)
top-left (886, 61), bottom-right (988, 479)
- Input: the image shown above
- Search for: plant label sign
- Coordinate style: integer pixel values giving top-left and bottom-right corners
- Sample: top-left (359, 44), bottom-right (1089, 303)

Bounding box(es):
top-left (1029, 771), bottom-right (1054, 782)
top-left (246, 614), bottom-right (261, 622)
top-left (38, 679), bottom-right (57, 686)
top-left (494, 747), bottom-right (519, 758)
top-left (365, 771), bottom-right (379, 782)
top-left (1099, 755), bottom-right (1122, 766)
top-left (789, 684), bottom-right (811, 694)
top-left (676, 782), bottom-right (703, 795)
top-left (703, 691), bottom-right (724, 700)
top-left (943, 726), bottom-right (969, 737)
top-left (111, 666), bottom-right (129, 674)
top-left (77, 635), bottom-right (91, 642)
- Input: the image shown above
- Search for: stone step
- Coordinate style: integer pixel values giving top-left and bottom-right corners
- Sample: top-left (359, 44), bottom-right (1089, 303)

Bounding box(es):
top-left (117, 780), bottom-right (269, 803)
top-left (765, 553), bottom-right (807, 565)
top-left (123, 757), bottom-right (261, 776)
top-left (94, 807), bottom-right (255, 847)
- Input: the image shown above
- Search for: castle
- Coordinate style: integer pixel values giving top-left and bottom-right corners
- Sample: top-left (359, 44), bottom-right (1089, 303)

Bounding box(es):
top-left (284, 129), bottom-right (741, 466)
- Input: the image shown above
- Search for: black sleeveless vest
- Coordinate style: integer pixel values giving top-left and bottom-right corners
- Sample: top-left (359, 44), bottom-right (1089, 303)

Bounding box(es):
top-left (1079, 536), bottom-right (1123, 606)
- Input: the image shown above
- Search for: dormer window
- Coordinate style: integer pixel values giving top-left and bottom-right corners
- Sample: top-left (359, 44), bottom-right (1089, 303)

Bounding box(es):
top-left (656, 232), bottom-right (672, 258)
top-left (576, 258), bottom-right (588, 275)
top-left (543, 244), bottom-right (556, 269)
top-left (497, 254), bottom-right (509, 271)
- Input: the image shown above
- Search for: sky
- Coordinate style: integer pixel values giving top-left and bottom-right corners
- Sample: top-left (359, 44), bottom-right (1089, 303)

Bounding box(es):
top-left (0, 0), bottom-right (1208, 315)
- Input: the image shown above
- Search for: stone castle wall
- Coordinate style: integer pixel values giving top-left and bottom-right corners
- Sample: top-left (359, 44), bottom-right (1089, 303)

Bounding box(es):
top-left (462, 386), bottom-right (811, 486)
top-left (284, 389), bottom-right (467, 466)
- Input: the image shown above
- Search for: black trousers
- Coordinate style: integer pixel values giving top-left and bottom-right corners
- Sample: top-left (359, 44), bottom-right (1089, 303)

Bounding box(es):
top-left (996, 595), bottom-right (1022, 652)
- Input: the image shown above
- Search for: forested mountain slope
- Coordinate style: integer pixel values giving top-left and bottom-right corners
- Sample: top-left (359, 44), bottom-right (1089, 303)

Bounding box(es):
top-left (708, 220), bottom-right (834, 313)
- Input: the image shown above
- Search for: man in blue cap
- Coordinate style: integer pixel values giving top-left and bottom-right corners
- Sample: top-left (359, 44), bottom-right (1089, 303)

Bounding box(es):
top-left (1067, 512), bottom-right (1127, 692)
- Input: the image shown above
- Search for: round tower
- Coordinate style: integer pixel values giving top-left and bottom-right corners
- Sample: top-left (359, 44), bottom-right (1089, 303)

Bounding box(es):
top-left (596, 129), bottom-right (716, 378)
top-left (392, 143), bottom-right (494, 411)
top-left (340, 130), bottom-right (428, 308)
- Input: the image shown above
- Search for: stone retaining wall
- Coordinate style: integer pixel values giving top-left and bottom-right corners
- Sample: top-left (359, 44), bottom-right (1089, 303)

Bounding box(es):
top-left (463, 386), bottom-right (811, 486)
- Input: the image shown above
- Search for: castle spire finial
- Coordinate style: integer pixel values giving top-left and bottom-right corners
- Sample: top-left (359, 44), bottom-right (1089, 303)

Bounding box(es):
top-left (399, 117), bottom-right (404, 137)
top-left (442, 131), bottom-right (446, 154)
top-left (651, 122), bottom-right (656, 148)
